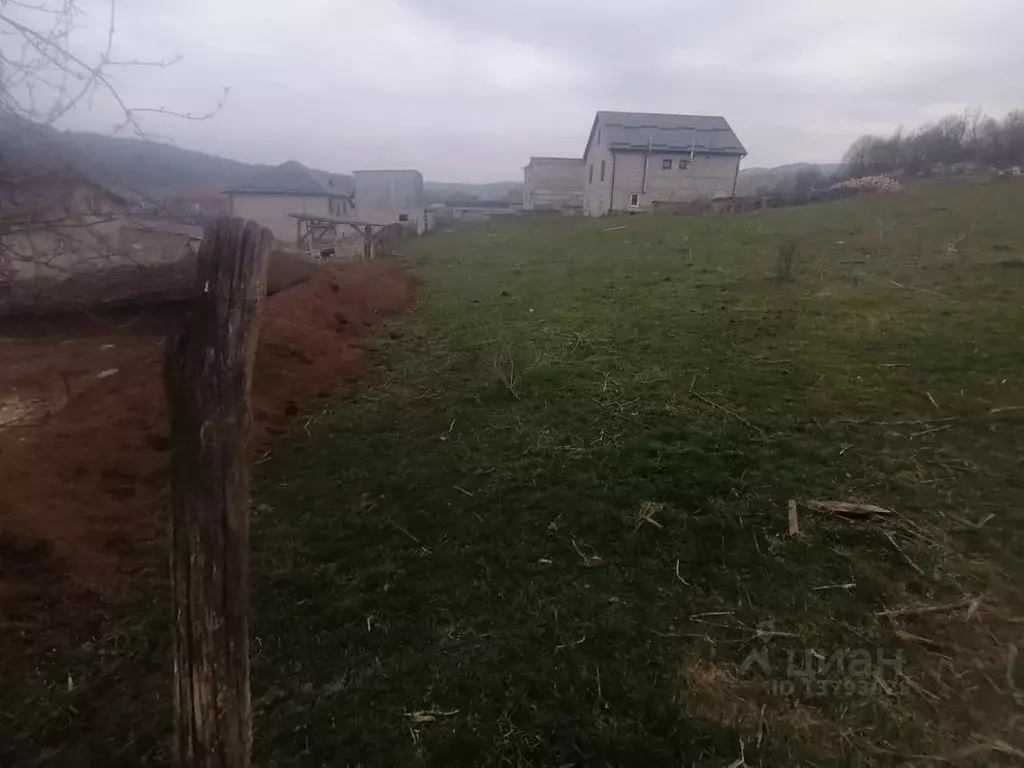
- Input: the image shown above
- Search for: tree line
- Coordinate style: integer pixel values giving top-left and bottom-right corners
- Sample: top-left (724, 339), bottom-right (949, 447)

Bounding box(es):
top-left (843, 109), bottom-right (1024, 177)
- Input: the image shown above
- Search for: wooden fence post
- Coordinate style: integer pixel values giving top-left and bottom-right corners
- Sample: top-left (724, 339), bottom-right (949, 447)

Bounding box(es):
top-left (363, 224), bottom-right (373, 260)
top-left (165, 217), bottom-right (272, 768)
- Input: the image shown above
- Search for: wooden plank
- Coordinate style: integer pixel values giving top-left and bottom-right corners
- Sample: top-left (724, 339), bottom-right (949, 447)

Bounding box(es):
top-left (285, 212), bottom-right (385, 228)
top-left (164, 216), bottom-right (272, 768)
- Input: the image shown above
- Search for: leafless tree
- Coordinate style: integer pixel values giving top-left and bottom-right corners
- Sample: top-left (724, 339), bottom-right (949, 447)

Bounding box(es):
top-left (0, 0), bottom-right (224, 311)
top-left (841, 108), bottom-right (1024, 179)
top-left (1, 0), bottom-right (225, 131)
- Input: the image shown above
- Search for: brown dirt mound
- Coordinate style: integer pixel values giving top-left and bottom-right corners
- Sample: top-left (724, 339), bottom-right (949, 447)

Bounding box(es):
top-left (0, 261), bottom-right (414, 662)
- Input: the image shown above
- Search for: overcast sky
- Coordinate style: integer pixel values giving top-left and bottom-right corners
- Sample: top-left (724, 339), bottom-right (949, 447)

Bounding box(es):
top-left (55, 0), bottom-right (1024, 182)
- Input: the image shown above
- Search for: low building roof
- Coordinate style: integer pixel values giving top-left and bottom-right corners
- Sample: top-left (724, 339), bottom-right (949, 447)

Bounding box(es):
top-left (527, 156), bottom-right (583, 165)
top-left (227, 160), bottom-right (354, 197)
top-left (586, 111), bottom-right (747, 159)
top-left (352, 169), bottom-right (423, 176)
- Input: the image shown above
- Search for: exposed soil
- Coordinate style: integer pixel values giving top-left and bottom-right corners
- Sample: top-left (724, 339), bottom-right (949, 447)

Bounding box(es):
top-left (0, 261), bottom-right (414, 663)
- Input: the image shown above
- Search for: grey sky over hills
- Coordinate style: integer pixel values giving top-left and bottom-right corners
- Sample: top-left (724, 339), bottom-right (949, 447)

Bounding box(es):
top-left (62, 0), bottom-right (1024, 182)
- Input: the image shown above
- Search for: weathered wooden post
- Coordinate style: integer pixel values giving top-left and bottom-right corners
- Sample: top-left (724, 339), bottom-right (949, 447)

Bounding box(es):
top-left (363, 224), bottom-right (373, 260)
top-left (165, 217), bottom-right (272, 768)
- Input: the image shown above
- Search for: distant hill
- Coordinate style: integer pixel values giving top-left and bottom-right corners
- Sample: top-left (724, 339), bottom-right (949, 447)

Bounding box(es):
top-left (424, 181), bottom-right (522, 205)
top-left (60, 131), bottom-right (274, 198)
top-left (736, 163), bottom-right (841, 196)
top-left (58, 130), bottom-right (528, 205)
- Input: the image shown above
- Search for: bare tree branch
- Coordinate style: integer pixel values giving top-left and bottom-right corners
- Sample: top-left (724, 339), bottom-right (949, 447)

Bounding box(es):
top-left (0, 0), bottom-right (226, 313)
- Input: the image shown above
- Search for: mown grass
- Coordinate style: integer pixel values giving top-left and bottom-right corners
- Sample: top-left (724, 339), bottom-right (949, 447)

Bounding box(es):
top-left (3, 179), bottom-right (1024, 766)
top-left (251, 180), bottom-right (1024, 765)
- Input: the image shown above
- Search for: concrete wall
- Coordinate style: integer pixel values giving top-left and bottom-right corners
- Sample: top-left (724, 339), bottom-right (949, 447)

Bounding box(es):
top-left (608, 152), bottom-right (740, 212)
top-left (119, 226), bottom-right (199, 266)
top-left (583, 128), bottom-right (742, 216)
top-left (523, 158), bottom-right (584, 211)
top-left (583, 137), bottom-right (614, 216)
top-left (229, 193), bottom-right (334, 244)
top-left (353, 171), bottom-right (429, 233)
top-left (355, 206), bottom-right (430, 235)
top-left (1, 185), bottom-right (137, 281)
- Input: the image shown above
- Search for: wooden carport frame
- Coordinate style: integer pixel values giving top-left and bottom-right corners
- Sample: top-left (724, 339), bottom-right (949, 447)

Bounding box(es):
top-left (287, 213), bottom-right (386, 259)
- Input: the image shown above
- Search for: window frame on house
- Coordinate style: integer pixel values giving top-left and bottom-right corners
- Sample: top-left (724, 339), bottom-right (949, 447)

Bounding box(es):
top-left (589, 164), bottom-right (594, 184)
top-left (679, 159), bottom-right (690, 170)
top-left (661, 158), bottom-right (673, 170)
top-left (600, 160), bottom-right (606, 181)
top-left (629, 193), bottom-right (640, 208)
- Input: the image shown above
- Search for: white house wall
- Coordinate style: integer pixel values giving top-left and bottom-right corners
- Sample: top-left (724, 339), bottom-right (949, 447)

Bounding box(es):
top-left (609, 152), bottom-right (740, 211)
top-left (583, 126), bottom-right (742, 216)
top-left (229, 193), bottom-right (333, 244)
top-left (582, 139), bottom-right (614, 216)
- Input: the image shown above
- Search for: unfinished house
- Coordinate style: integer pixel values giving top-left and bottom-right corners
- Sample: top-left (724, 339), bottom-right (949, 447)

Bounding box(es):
top-left (226, 161), bottom-right (355, 244)
top-left (522, 157), bottom-right (584, 211)
top-left (353, 170), bottom-right (430, 234)
top-left (581, 112), bottom-right (746, 216)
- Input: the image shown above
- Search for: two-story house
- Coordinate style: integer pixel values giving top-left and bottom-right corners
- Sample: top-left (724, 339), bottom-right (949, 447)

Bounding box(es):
top-left (582, 111), bottom-right (747, 216)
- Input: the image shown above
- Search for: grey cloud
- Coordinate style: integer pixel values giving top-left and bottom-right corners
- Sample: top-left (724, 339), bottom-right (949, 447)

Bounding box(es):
top-left (57, 0), bottom-right (1024, 181)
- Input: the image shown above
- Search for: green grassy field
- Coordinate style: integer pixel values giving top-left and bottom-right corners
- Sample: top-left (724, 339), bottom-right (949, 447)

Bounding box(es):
top-left (6, 180), bottom-right (1024, 765)
top-left (250, 181), bottom-right (1024, 766)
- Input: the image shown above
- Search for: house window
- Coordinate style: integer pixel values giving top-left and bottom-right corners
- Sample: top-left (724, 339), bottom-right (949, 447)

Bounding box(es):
top-left (398, 213), bottom-right (409, 222)
top-left (679, 159), bottom-right (689, 170)
top-left (661, 159), bottom-right (672, 170)
top-left (629, 193), bottom-right (640, 208)
top-left (589, 164), bottom-right (593, 183)
top-left (600, 160), bottom-right (606, 181)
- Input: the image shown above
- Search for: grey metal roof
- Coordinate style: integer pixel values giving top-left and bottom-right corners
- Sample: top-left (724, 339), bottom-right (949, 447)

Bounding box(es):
top-left (227, 160), bottom-right (354, 196)
top-left (527, 157), bottom-right (583, 165)
top-left (588, 111), bottom-right (746, 157)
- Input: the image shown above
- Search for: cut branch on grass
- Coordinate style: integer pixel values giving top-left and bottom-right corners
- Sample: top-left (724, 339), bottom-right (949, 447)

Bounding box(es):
top-left (876, 596), bottom-right (979, 618)
top-left (812, 583), bottom-right (856, 591)
top-left (388, 519), bottom-right (423, 547)
top-left (493, 345), bottom-right (520, 400)
top-left (1007, 644), bottom-right (1022, 699)
top-left (806, 500), bottom-right (896, 519)
top-left (892, 628), bottom-right (943, 650)
top-left (909, 423), bottom-right (953, 439)
top-left (675, 559), bottom-right (692, 586)
top-left (787, 499), bottom-right (800, 536)
top-left (990, 405), bottom-right (1024, 414)
top-left (690, 390), bottom-right (767, 437)
top-left (633, 500), bottom-right (666, 532)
